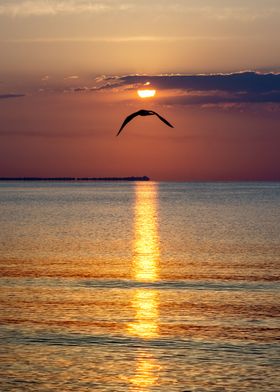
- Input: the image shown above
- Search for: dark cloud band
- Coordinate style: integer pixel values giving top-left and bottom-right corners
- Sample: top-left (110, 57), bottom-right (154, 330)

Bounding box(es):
top-left (99, 71), bottom-right (280, 104)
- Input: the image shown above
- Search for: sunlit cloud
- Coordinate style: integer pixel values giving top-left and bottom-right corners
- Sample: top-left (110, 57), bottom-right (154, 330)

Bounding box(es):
top-left (41, 75), bottom-right (50, 81)
top-left (64, 75), bottom-right (79, 80)
top-left (0, 1), bottom-right (132, 17)
top-left (0, 35), bottom-right (234, 44)
top-left (0, 0), bottom-right (278, 19)
top-left (0, 0), bottom-right (132, 16)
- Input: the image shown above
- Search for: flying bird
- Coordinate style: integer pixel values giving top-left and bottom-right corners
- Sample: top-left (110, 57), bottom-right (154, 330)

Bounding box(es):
top-left (116, 109), bottom-right (174, 136)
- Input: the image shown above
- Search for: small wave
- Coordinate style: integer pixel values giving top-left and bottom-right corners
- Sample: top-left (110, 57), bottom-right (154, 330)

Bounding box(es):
top-left (0, 277), bottom-right (276, 292)
top-left (78, 279), bottom-right (276, 292)
top-left (1, 328), bottom-right (277, 356)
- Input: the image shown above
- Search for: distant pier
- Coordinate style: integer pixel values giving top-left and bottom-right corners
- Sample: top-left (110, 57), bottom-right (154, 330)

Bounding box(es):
top-left (0, 176), bottom-right (150, 182)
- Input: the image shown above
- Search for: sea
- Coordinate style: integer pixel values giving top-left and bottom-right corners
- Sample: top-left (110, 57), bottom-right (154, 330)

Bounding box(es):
top-left (0, 181), bottom-right (279, 391)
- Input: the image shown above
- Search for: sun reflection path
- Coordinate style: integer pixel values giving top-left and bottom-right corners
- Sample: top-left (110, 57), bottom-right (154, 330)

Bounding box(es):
top-left (129, 351), bottom-right (161, 391)
top-left (127, 182), bottom-right (161, 391)
top-left (128, 182), bottom-right (160, 339)
top-left (133, 182), bottom-right (160, 283)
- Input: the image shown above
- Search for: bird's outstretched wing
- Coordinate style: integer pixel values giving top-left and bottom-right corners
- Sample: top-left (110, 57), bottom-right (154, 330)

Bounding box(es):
top-left (116, 111), bottom-right (140, 136)
top-left (151, 111), bottom-right (174, 128)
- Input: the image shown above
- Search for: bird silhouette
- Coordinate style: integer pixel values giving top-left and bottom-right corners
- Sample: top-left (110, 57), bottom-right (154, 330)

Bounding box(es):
top-left (116, 109), bottom-right (174, 136)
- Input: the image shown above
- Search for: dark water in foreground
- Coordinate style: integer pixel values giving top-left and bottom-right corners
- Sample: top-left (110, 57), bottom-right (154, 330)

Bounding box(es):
top-left (0, 181), bottom-right (279, 391)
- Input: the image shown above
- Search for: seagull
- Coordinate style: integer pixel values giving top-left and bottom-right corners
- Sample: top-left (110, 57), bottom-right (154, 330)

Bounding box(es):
top-left (116, 109), bottom-right (174, 136)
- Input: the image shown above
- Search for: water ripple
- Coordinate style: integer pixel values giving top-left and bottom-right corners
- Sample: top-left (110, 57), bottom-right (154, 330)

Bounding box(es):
top-left (1, 328), bottom-right (278, 357)
top-left (0, 277), bottom-right (278, 292)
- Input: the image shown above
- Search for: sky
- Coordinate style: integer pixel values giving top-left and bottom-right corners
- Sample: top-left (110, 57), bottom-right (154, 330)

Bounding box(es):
top-left (0, 0), bottom-right (280, 180)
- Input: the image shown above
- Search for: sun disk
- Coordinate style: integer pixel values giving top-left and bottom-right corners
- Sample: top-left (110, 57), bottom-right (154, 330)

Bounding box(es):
top-left (137, 89), bottom-right (156, 98)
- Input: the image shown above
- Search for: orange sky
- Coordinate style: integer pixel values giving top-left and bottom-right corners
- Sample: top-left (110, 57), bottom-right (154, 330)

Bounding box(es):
top-left (0, 0), bottom-right (279, 180)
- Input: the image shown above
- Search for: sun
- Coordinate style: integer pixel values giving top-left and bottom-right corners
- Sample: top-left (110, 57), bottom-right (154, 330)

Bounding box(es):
top-left (137, 89), bottom-right (156, 98)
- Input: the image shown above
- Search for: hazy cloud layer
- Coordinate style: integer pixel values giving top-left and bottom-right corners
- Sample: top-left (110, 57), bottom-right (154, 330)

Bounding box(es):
top-left (0, 0), bottom-right (278, 17)
top-left (0, 1), bottom-right (131, 16)
top-left (100, 72), bottom-right (280, 105)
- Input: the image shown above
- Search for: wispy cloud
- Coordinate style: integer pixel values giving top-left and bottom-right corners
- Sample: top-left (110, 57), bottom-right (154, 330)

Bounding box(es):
top-left (0, 93), bottom-right (25, 99)
top-left (99, 71), bottom-right (280, 105)
top-left (0, 0), bottom-right (278, 18)
top-left (64, 75), bottom-right (79, 80)
top-left (0, 35), bottom-right (233, 44)
top-left (0, 0), bottom-right (131, 16)
top-left (0, 129), bottom-right (96, 138)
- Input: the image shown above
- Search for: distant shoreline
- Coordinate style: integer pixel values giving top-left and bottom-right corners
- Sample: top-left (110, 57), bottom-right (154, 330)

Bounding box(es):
top-left (0, 176), bottom-right (150, 182)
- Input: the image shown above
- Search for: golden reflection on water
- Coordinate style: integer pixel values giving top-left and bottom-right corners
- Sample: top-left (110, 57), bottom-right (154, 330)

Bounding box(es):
top-left (128, 182), bottom-right (161, 390)
top-left (133, 182), bottom-right (160, 282)
top-left (128, 182), bottom-right (160, 338)
top-left (129, 351), bottom-right (160, 391)
top-left (128, 289), bottom-right (159, 339)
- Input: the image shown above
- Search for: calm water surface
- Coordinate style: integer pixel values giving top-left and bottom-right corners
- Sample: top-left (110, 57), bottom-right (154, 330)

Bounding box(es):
top-left (0, 181), bottom-right (279, 391)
